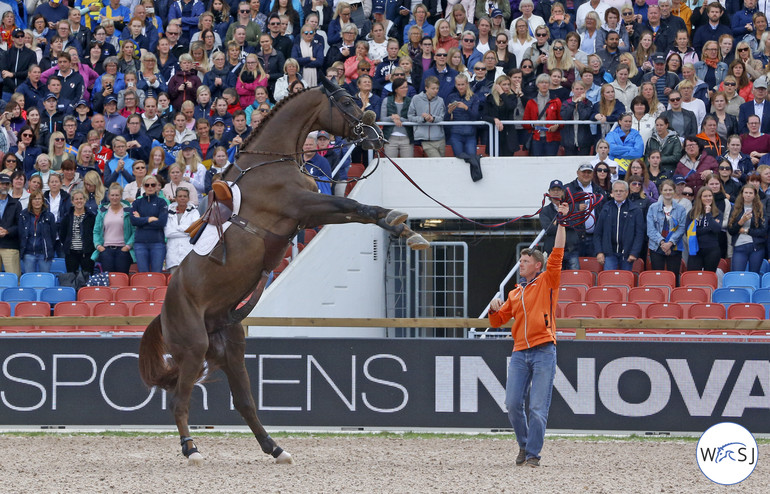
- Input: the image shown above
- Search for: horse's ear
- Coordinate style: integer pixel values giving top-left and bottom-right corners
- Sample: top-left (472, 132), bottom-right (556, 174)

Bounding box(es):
top-left (320, 76), bottom-right (339, 94)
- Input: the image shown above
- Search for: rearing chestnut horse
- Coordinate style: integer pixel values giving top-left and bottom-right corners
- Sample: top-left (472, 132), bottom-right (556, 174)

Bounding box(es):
top-left (138, 77), bottom-right (427, 465)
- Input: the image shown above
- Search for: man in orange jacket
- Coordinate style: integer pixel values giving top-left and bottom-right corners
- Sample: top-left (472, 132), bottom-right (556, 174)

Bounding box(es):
top-left (488, 201), bottom-right (568, 468)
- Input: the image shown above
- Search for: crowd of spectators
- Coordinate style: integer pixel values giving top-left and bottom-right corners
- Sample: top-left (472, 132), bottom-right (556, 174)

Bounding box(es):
top-left (2, 0), bottom-right (770, 277)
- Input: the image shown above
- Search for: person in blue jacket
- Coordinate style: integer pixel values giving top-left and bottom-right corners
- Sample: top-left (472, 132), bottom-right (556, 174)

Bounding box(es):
top-left (19, 190), bottom-right (58, 273)
top-left (130, 175), bottom-right (168, 273)
top-left (445, 73), bottom-right (482, 181)
top-left (594, 180), bottom-right (645, 270)
top-left (168, 0), bottom-right (207, 43)
top-left (606, 111), bottom-right (645, 175)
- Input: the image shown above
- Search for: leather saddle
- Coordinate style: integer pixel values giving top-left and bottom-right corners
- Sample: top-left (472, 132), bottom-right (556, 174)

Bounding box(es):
top-left (187, 181), bottom-right (235, 264)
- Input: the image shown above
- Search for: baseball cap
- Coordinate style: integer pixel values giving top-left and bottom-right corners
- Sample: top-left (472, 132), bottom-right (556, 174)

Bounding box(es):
top-left (578, 163), bottom-right (594, 172)
top-left (491, 8), bottom-right (503, 17)
top-left (754, 76), bottom-right (768, 89)
top-left (372, 4), bottom-right (385, 14)
top-left (317, 130), bottom-right (330, 139)
top-left (651, 53), bottom-right (667, 64)
top-left (44, 93), bottom-right (58, 101)
top-left (12, 28), bottom-right (24, 38)
top-left (75, 99), bottom-right (88, 108)
top-left (549, 179), bottom-right (565, 190)
top-left (0, 174), bottom-right (11, 184)
top-left (673, 174), bottom-right (686, 185)
top-left (105, 95), bottom-right (118, 104)
top-left (181, 141), bottom-right (196, 150)
top-left (212, 117), bottom-right (226, 125)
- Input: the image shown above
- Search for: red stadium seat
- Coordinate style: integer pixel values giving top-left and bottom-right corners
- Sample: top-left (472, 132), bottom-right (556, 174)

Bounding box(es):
top-left (727, 303), bottom-right (766, 320)
top-left (115, 286), bottom-right (151, 302)
top-left (557, 286), bottom-right (584, 303)
top-left (638, 271), bottom-right (676, 292)
top-left (130, 272), bottom-right (168, 288)
top-left (718, 258), bottom-right (730, 273)
top-left (50, 302), bottom-right (92, 332)
top-left (303, 229), bottom-right (317, 244)
top-left (604, 302), bottom-right (643, 319)
top-left (597, 270), bottom-right (635, 290)
top-left (132, 301), bottom-right (163, 317)
top-left (13, 301), bottom-right (51, 331)
top-left (92, 301), bottom-right (130, 331)
top-left (670, 287), bottom-right (710, 304)
top-left (645, 302), bottom-right (683, 319)
top-left (563, 301), bottom-right (602, 319)
top-left (681, 271), bottom-right (718, 291)
top-left (78, 286), bottom-right (114, 304)
top-left (585, 286), bottom-right (626, 303)
top-left (345, 163), bottom-right (366, 195)
top-left (687, 303), bottom-right (726, 320)
top-left (0, 301), bottom-right (10, 317)
top-left (628, 287), bottom-right (667, 304)
top-left (152, 286), bottom-right (167, 302)
top-left (579, 257), bottom-right (602, 274)
top-left (561, 270), bottom-right (594, 287)
top-left (107, 272), bottom-right (130, 287)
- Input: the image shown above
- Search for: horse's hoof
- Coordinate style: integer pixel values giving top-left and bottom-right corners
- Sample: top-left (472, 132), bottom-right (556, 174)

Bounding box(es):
top-left (187, 452), bottom-right (204, 466)
top-left (385, 210), bottom-right (408, 226)
top-left (407, 234), bottom-right (430, 250)
top-left (275, 451), bottom-right (294, 464)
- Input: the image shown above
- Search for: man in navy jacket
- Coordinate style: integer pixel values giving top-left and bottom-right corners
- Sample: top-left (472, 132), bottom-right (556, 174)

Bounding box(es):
top-left (738, 76), bottom-right (770, 134)
top-left (594, 181), bottom-right (645, 271)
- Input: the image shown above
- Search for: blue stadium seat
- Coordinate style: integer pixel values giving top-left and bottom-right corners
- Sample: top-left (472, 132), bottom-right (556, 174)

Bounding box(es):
top-left (762, 273), bottom-right (770, 288)
top-left (50, 258), bottom-right (67, 273)
top-left (1, 287), bottom-right (39, 315)
top-left (39, 287), bottom-right (77, 308)
top-left (723, 272), bottom-right (760, 293)
top-left (712, 287), bottom-right (752, 306)
top-left (20, 272), bottom-right (58, 299)
top-left (0, 272), bottom-right (18, 288)
top-left (752, 288), bottom-right (770, 318)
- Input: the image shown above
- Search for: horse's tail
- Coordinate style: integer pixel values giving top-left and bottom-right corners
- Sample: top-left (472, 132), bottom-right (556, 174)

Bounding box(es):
top-left (138, 315), bottom-right (179, 391)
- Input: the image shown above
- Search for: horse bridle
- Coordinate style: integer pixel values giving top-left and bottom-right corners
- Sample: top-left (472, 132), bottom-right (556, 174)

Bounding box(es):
top-left (323, 85), bottom-right (381, 146)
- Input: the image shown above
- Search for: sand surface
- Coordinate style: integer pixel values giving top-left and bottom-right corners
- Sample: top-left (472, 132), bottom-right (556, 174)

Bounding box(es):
top-left (0, 434), bottom-right (764, 493)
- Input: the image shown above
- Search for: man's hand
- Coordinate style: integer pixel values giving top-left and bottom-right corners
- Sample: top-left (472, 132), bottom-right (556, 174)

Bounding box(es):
top-left (627, 255), bottom-right (637, 262)
top-left (489, 298), bottom-right (503, 311)
top-left (596, 252), bottom-right (605, 264)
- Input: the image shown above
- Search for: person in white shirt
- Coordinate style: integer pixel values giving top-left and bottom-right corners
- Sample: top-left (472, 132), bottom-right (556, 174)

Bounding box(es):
top-left (576, 0), bottom-right (610, 32)
top-left (509, 0), bottom-right (545, 36)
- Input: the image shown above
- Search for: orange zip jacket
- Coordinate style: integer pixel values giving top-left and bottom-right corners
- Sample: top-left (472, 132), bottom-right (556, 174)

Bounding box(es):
top-left (488, 248), bottom-right (563, 351)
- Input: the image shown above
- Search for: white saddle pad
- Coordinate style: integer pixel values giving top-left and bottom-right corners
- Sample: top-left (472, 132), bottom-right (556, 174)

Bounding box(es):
top-left (192, 182), bottom-right (242, 257)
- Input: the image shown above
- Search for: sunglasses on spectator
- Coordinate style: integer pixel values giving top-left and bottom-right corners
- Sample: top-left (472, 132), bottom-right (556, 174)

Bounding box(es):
top-left (359, 67), bottom-right (370, 71)
top-left (536, 33), bottom-right (548, 37)
top-left (269, 21), bottom-right (280, 25)
top-left (496, 40), bottom-right (507, 44)
top-left (54, 137), bottom-right (65, 141)
top-left (669, 97), bottom-right (681, 102)
top-left (258, 108), bottom-right (270, 113)
top-left (474, 66), bottom-right (485, 70)
top-left (240, 9), bottom-right (250, 13)
top-left (21, 133), bottom-right (32, 137)
top-left (303, 31), bottom-right (314, 35)
top-left (463, 38), bottom-right (475, 42)
top-left (682, 191), bottom-right (694, 196)
top-left (719, 166), bottom-right (732, 170)
top-left (738, 47), bottom-right (749, 52)
top-left (167, 31), bottom-right (180, 35)
top-left (630, 181), bottom-right (642, 186)
top-left (622, 11), bottom-right (634, 16)
top-left (144, 183), bottom-right (158, 188)
top-left (434, 53), bottom-right (447, 57)
top-left (723, 82), bottom-right (736, 86)
top-left (596, 168), bottom-right (609, 173)
top-left (553, 46), bottom-right (564, 51)
top-left (522, 64), bottom-right (533, 68)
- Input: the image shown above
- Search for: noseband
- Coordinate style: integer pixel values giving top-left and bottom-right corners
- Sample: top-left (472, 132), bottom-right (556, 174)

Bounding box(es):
top-left (324, 86), bottom-right (380, 145)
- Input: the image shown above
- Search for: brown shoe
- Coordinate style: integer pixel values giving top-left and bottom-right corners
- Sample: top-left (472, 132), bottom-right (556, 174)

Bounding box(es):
top-left (526, 457), bottom-right (540, 468)
top-left (516, 450), bottom-right (526, 466)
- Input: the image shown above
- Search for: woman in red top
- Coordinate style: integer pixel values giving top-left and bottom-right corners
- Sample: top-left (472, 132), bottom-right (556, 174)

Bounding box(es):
top-left (523, 74), bottom-right (561, 156)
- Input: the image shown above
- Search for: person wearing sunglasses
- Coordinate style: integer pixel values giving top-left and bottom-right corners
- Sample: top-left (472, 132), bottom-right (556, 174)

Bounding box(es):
top-left (522, 25), bottom-right (550, 72)
top-left (419, 47), bottom-right (459, 101)
top-left (168, 0), bottom-right (206, 44)
top-left (675, 136), bottom-right (718, 190)
top-left (660, 90), bottom-right (698, 138)
top-left (130, 175), bottom-right (168, 273)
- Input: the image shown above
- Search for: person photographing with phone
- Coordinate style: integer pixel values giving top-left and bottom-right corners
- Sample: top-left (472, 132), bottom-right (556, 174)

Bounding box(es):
top-left (488, 200), bottom-right (569, 468)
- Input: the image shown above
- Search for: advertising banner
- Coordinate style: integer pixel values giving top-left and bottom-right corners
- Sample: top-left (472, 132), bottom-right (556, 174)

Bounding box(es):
top-left (0, 338), bottom-right (766, 433)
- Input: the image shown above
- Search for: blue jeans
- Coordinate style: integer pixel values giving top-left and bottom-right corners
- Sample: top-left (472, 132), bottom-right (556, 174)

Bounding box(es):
top-left (448, 133), bottom-right (477, 158)
top-left (506, 343), bottom-right (557, 460)
top-left (23, 254), bottom-right (51, 273)
top-left (134, 242), bottom-right (166, 272)
top-left (98, 247), bottom-right (133, 274)
top-left (731, 243), bottom-right (765, 273)
top-left (564, 249), bottom-right (579, 270)
top-left (529, 139), bottom-right (560, 156)
top-left (603, 252), bottom-right (633, 271)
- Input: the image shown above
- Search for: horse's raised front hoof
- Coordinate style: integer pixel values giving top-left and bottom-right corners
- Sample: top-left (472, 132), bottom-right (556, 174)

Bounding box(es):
top-left (275, 451), bottom-right (294, 464)
top-left (187, 452), bottom-right (204, 466)
top-left (407, 233), bottom-right (430, 250)
top-left (385, 210), bottom-right (408, 226)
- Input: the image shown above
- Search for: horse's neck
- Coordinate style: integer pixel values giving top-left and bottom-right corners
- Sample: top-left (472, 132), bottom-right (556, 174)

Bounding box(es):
top-left (242, 91), bottom-right (323, 156)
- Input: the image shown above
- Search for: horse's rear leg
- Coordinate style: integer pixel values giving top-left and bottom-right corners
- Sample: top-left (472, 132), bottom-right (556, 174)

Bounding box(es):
top-left (164, 317), bottom-right (209, 465)
top-left (215, 324), bottom-right (294, 464)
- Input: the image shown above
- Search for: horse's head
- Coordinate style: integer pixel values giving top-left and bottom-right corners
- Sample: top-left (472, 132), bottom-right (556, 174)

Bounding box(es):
top-left (320, 77), bottom-right (385, 151)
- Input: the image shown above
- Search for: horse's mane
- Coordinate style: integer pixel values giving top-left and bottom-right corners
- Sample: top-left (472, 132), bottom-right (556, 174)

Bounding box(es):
top-left (239, 87), bottom-right (316, 152)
